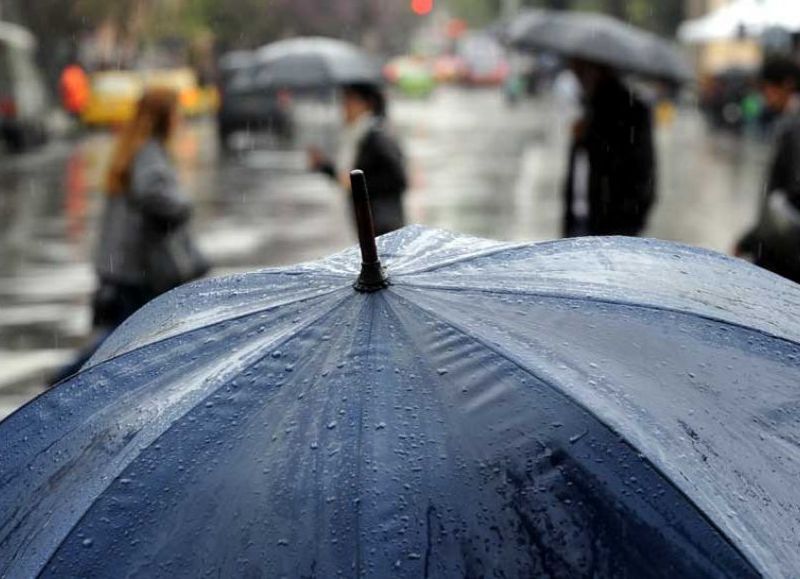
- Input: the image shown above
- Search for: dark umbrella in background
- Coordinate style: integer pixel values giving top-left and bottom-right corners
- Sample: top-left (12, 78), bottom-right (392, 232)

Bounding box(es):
top-left (253, 37), bottom-right (384, 90)
top-left (509, 11), bottom-right (693, 84)
top-left (1, 173), bottom-right (798, 577)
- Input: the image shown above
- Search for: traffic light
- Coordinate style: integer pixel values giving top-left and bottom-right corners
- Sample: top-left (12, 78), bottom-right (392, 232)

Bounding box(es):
top-left (411, 0), bottom-right (433, 15)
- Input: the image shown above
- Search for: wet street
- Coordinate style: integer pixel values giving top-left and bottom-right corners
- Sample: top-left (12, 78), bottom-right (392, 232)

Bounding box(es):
top-left (0, 86), bottom-right (769, 418)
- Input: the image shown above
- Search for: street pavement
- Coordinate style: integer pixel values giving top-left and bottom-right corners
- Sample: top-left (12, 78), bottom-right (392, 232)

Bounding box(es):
top-left (0, 86), bottom-right (769, 418)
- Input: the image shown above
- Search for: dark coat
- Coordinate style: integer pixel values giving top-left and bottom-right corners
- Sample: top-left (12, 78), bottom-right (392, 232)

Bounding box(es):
top-left (736, 106), bottom-right (800, 282)
top-left (765, 109), bottom-right (800, 209)
top-left (563, 77), bottom-right (656, 237)
top-left (321, 120), bottom-right (408, 236)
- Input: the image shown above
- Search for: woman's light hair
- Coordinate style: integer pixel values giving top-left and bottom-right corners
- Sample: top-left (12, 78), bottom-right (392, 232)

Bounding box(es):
top-left (105, 87), bottom-right (179, 196)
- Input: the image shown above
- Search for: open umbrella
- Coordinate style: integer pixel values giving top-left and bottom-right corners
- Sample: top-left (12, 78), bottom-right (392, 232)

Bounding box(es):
top-left (509, 11), bottom-right (693, 84)
top-left (1, 173), bottom-right (799, 577)
top-left (253, 37), bottom-right (383, 90)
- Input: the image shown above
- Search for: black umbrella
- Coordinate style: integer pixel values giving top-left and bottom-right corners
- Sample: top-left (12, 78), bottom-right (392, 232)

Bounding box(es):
top-left (253, 37), bottom-right (383, 90)
top-left (509, 11), bottom-right (692, 84)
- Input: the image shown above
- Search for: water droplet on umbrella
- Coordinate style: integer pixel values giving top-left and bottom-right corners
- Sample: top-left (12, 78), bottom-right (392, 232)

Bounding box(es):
top-left (82, 538), bottom-right (93, 548)
top-left (327, 421), bottom-right (337, 430)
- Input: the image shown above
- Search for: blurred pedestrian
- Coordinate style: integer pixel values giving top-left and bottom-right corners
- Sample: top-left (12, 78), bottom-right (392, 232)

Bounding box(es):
top-left (59, 63), bottom-right (90, 118)
top-left (735, 57), bottom-right (800, 283)
top-left (309, 83), bottom-right (408, 235)
top-left (48, 88), bottom-right (208, 386)
top-left (562, 60), bottom-right (656, 237)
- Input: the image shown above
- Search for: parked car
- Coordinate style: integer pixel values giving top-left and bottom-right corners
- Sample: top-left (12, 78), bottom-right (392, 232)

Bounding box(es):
top-left (216, 52), bottom-right (294, 150)
top-left (0, 21), bottom-right (49, 152)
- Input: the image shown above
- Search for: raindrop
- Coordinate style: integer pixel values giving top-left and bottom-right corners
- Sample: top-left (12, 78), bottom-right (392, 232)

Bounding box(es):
top-left (327, 421), bottom-right (337, 430)
top-left (82, 538), bottom-right (93, 548)
top-left (375, 422), bottom-right (386, 430)
top-left (437, 368), bottom-right (448, 376)
top-left (271, 351), bottom-right (282, 359)
top-left (569, 431), bottom-right (588, 444)
top-left (310, 442), bottom-right (319, 450)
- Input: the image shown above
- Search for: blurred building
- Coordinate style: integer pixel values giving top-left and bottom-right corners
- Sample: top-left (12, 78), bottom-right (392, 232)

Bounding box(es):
top-left (682, 0), bottom-right (763, 75)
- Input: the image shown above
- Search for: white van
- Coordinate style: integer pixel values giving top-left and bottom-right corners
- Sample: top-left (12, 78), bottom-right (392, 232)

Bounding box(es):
top-left (0, 21), bottom-right (48, 152)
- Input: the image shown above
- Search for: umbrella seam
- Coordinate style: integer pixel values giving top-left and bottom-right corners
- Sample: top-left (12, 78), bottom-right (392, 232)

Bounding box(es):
top-left (81, 284), bottom-right (353, 373)
top-left (353, 296), bottom-right (379, 577)
top-left (389, 243), bottom-right (531, 276)
top-left (385, 288), bottom-right (762, 575)
top-left (392, 282), bottom-right (800, 350)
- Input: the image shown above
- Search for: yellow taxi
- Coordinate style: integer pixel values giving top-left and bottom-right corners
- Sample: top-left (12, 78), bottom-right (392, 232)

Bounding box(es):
top-left (81, 68), bottom-right (218, 126)
top-left (80, 71), bottom-right (143, 126)
top-left (143, 68), bottom-right (218, 117)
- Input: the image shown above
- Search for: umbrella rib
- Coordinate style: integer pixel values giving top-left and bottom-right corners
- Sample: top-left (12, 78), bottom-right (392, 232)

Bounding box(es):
top-left (82, 284), bottom-right (352, 373)
top-left (28, 292), bottom-right (357, 578)
top-left (386, 289), bottom-right (760, 573)
top-left (393, 282), bottom-right (800, 350)
top-left (390, 243), bottom-right (531, 277)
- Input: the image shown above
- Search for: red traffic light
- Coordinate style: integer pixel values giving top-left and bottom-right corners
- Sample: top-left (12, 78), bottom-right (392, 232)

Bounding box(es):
top-left (411, 0), bottom-right (433, 15)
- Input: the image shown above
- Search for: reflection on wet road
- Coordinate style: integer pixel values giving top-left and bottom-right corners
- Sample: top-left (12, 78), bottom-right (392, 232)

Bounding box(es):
top-left (0, 87), bottom-right (768, 417)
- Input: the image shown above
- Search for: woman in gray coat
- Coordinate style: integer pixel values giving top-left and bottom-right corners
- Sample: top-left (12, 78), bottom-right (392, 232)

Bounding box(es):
top-left (49, 88), bottom-right (207, 385)
top-left (95, 87), bottom-right (207, 328)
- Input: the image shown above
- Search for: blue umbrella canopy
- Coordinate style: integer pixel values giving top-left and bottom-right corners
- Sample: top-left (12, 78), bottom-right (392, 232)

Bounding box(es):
top-left (1, 226), bottom-right (799, 577)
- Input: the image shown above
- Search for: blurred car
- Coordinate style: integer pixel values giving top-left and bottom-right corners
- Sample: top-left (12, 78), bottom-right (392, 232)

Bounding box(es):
top-left (457, 33), bottom-right (510, 86)
top-left (82, 68), bottom-right (217, 127)
top-left (699, 68), bottom-right (761, 133)
top-left (383, 56), bottom-right (436, 98)
top-left (218, 50), bottom-right (255, 90)
top-left (81, 71), bottom-right (143, 126)
top-left (432, 54), bottom-right (466, 84)
top-left (216, 56), bottom-right (294, 150)
top-left (0, 21), bottom-right (49, 152)
top-left (144, 67), bottom-right (218, 117)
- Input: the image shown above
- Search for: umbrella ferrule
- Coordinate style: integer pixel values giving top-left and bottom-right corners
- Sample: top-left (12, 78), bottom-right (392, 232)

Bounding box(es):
top-left (355, 261), bottom-right (389, 292)
top-left (350, 170), bottom-right (389, 293)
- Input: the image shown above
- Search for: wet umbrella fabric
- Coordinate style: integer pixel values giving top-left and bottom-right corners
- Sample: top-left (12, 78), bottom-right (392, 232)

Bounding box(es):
top-left (253, 37), bottom-right (383, 90)
top-left (509, 11), bottom-right (692, 84)
top-left (1, 226), bottom-right (799, 577)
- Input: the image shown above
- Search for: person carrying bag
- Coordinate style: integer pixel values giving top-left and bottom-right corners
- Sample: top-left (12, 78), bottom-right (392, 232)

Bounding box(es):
top-left (95, 87), bottom-right (208, 326)
top-left (49, 88), bottom-right (208, 386)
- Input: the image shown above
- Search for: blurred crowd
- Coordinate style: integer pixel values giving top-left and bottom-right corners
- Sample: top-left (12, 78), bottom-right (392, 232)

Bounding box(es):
top-left (1, 5), bottom-right (799, 385)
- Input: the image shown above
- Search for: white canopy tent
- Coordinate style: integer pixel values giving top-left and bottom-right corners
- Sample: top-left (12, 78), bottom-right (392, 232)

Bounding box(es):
top-left (678, 0), bottom-right (800, 44)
